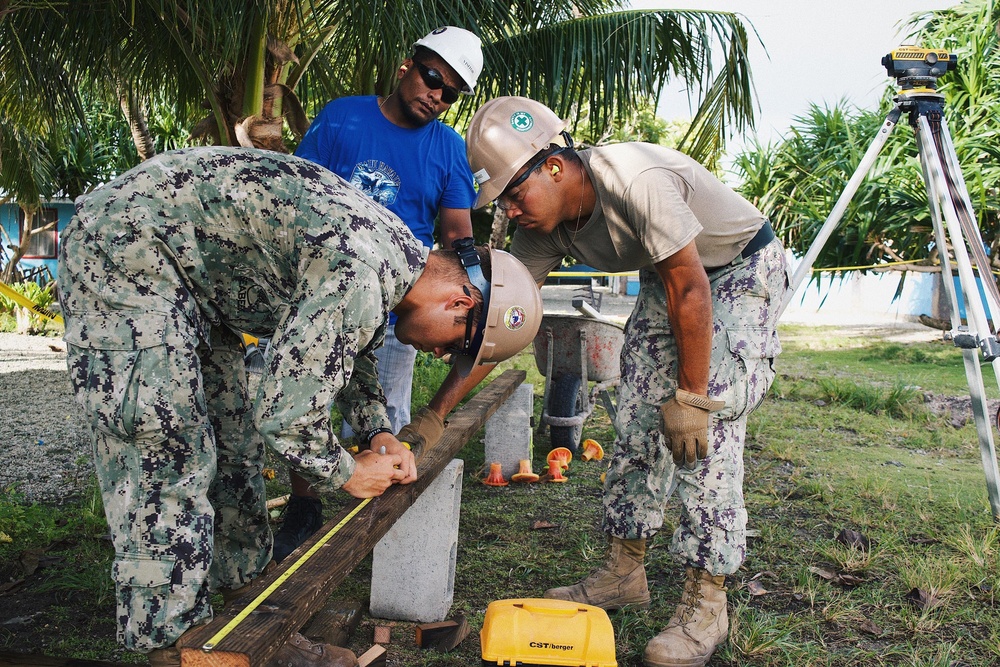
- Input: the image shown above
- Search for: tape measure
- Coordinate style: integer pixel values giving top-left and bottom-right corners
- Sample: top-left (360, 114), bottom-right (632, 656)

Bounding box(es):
top-left (201, 440), bottom-right (413, 649)
top-left (201, 496), bottom-right (373, 651)
top-left (0, 281), bottom-right (63, 325)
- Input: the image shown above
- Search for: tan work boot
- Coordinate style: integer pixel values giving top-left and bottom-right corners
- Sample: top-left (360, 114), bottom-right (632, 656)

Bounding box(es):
top-left (543, 537), bottom-right (650, 610)
top-left (147, 646), bottom-right (180, 667)
top-left (266, 632), bottom-right (358, 667)
top-left (643, 567), bottom-right (728, 667)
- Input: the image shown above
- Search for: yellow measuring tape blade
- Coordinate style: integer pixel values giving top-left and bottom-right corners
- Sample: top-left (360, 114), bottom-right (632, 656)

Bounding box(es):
top-left (201, 496), bottom-right (373, 651)
top-left (0, 281), bottom-right (64, 325)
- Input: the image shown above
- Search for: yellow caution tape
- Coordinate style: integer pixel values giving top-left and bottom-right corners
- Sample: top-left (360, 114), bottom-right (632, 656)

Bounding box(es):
top-left (548, 270), bottom-right (638, 278)
top-left (0, 281), bottom-right (63, 325)
top-left (202, 496), bottom-right (373, 651)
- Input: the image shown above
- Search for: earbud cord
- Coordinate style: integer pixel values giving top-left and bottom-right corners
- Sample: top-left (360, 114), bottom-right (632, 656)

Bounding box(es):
top-left (378, 92), bottom-right (393, 114)
top-left (559, 167), bottom-right (586, 251)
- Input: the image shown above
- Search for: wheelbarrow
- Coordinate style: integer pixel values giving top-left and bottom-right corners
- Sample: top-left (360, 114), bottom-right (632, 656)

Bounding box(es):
top-left (532, 299), bottom-right (626, 452)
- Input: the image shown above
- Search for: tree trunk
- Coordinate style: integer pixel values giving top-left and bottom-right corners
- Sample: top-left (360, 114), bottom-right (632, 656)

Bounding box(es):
top-left (0, 204), bottom-right (35, 284)
top-left (119, 90), bottom-right (156, 161)
top-left (490, 206), bottom-right (509, 250)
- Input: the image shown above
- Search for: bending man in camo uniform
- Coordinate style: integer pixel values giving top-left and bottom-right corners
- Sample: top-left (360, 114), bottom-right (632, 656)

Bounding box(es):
top-left (438, 97), bottom-right (790, 667)
top-left (57, 147), bottom-right (541, 667)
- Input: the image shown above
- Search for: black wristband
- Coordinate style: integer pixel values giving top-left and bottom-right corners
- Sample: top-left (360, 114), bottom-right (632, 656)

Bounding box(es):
top-left (364, 427), bottom-right (392, 445)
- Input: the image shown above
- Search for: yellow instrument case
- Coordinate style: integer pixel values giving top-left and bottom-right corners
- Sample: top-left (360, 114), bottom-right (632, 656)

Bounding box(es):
top-left (480, 598), bottom-right (617, 666)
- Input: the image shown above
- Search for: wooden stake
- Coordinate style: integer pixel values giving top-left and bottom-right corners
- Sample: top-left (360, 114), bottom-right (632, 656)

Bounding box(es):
top-left (265, 494), bottom-right (289, 510)
top-left (415, 613), bottom-right (470, 651)
top-left (372, 626), bottom-right (391, 645)
top-left (356, 645), bottom-right (387, 667)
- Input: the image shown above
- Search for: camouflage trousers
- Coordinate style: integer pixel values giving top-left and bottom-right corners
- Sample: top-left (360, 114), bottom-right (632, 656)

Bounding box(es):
top-left (602, 240), bottom-right (789, 576)
top-left (59, 221), bottom-right (271, 651)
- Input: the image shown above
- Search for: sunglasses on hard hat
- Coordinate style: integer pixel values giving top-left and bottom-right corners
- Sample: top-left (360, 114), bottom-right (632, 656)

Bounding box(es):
top-left (413, 61), bottom-right (461, 104)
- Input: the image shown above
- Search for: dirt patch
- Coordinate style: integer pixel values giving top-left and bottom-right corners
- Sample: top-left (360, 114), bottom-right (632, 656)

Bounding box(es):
top-left (922, 392), bottom-right (1000, 429)
top-left (0, 538), bottom-right (124, 662)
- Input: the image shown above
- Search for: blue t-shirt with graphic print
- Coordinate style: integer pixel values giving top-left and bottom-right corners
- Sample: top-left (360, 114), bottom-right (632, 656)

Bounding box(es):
top-left (295, 95), bottom-right (476, 249)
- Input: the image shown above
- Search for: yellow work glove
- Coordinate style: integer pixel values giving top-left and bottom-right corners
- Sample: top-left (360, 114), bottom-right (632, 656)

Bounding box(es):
top-left (661, 389), bottom-right (726, 469)
top-left (396, 406), bottom-right (446, 458)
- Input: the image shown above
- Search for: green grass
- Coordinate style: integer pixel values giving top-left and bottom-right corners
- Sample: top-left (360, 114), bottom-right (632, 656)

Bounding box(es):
top-left (3, 323), bottom-right (1000, 665)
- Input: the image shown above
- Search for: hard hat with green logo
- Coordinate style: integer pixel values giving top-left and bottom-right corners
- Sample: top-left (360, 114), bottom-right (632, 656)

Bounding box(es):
top-left (466, 96), bottom-right (569, 209)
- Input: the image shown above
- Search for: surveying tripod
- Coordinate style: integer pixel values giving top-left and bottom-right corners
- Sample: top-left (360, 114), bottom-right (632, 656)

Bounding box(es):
top-left (779, 47), bottom-right (1000, 521)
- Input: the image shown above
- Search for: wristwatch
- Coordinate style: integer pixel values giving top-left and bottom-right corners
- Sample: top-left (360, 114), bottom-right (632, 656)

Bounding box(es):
top-left (364, 427), bottom-right (392, 446)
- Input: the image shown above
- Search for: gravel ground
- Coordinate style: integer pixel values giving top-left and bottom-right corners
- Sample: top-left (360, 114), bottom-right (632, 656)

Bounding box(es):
top-left (0, 284), bottom-right (624, 508)
top-left (0, 331), bottom-right (94, 504)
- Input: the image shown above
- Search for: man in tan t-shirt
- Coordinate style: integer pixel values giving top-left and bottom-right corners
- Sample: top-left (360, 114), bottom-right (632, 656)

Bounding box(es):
top-left (426, 97), bottom-right (789, 667)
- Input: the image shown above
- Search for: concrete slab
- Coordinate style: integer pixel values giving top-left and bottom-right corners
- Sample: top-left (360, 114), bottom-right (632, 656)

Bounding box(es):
top-left (484, 383), bottom-right (534, 480)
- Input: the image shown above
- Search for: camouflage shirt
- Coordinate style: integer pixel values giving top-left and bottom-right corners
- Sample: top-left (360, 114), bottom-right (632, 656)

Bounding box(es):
top-left (65, 147), bottom-right (428, 490)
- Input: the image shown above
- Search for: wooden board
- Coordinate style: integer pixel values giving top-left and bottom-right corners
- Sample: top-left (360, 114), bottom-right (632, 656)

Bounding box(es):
top-left (415, 614), bottom-right (470, 651)
top-left (177, 370), bottom-right (527, 666)
top-left (357, 645), bottom-right (387, 667)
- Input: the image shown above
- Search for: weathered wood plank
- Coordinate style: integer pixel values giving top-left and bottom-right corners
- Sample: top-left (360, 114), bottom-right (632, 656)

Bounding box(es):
top-left (178, 370), bottom-right (527, 666)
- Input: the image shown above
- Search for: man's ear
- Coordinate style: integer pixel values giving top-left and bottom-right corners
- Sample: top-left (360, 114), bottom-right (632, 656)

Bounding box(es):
top-left (546, 154), bottom-right (567, 182)
top-left (398, 59), bottom-right (413, 80)
top-left (449, 286), bottom-right (477, 312)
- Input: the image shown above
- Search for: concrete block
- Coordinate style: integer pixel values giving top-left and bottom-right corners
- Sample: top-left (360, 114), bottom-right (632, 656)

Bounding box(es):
top-left (369, 459), bottom-right (463, 622)
top-left (484, 383), bottom-right (534, 479)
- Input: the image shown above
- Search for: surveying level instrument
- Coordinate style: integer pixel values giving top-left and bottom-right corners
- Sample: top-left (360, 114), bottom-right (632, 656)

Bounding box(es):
top-left (882, 46), bottom-right (957, 92)
top-left (780, 46), bottom-right (1000, 521)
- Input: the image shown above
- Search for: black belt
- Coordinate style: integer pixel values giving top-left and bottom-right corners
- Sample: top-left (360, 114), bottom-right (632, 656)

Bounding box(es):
top-left (706, 220), bottom-right (775, 273)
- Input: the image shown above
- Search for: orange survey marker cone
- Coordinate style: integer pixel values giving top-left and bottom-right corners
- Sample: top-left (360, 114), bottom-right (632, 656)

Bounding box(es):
top-left (581, 439), bottom-right (604, 462)
top-left (547, 447), bottom-right (573, 471)
top-left (483, 462), bottom-right (509, 487)
top-left (544, 460), bottom-right (568, 483)
top-left (510, 459), bottom-right (539, 483)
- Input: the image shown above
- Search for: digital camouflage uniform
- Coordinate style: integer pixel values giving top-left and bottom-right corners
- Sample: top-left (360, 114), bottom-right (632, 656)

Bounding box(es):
top-left (605, 244), bottom-right (786, 574)
top-left (511, 143), bottom-right (790, 577)
top-left (58, 147), bottom-right (426, 650)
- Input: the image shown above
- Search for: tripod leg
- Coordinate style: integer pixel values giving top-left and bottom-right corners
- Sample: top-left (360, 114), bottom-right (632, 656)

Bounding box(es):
top-left (935, 116), bottom-right (1000, 320)
top-left (779, 107), bottom-right (902, 317)
top-left (959, 351), bottom-right (1000, 521)
top-left (915, 116), bottom-right (1000, 521)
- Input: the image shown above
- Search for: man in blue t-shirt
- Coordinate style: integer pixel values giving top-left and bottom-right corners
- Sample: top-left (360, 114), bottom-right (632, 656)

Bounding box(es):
top-left (278, 26), bottom-right (482, 562)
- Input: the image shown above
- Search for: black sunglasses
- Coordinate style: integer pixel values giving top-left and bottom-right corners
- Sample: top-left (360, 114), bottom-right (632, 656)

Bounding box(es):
top-left (414, 61), bottom-right (461, 104)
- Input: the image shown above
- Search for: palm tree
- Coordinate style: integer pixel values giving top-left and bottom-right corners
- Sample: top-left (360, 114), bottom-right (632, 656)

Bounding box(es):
top-left (1, 1), bottom-right (757, 175)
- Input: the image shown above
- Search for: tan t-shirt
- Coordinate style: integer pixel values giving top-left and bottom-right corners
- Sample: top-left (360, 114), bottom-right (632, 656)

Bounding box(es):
top-left (511, 143), bottom-right (765, 283)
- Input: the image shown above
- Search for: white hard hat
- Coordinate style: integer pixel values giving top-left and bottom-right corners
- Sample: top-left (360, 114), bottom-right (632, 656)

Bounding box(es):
top-left (465, 96), bottom-right (568, 208)
top-left (413, 26), bottom-right (484, 93)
